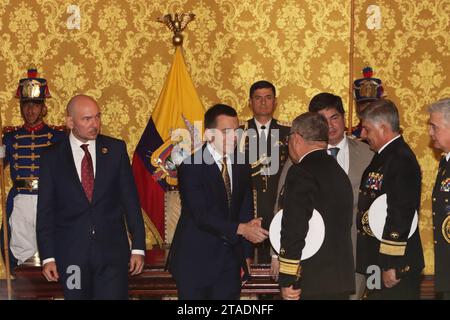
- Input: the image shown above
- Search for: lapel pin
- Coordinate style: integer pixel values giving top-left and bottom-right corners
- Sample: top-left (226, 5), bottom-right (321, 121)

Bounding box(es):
top-left (101, 147), bottom-right (108, 154)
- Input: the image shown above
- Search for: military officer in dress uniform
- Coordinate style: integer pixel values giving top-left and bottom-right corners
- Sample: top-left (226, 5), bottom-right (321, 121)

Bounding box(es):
top-left (356, 99), bottom-right (424, 299)
top-left (239, 80), bottom-right (290, 264)
top-left (428, 97), bottom-right (450, 300)
top-left (0, 68), bottom-right (65, 269)
top-left (351, 67), bottom-right (385, 139)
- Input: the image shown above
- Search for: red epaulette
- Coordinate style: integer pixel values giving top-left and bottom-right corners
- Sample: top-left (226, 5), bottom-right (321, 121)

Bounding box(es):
top-left (48, 124), bottom-right (68, 132)
top-left (2, 126), bottom-right (20, 134)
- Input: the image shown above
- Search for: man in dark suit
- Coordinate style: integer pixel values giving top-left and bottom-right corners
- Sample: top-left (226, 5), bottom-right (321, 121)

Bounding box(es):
top-left (356, 99), bottom-right (424, 299)
top-left (428, 97), bottom-right (450, 300)
top-left (278, 112), bottom-right (355, 300)
top-left (168, 104), bottom-right (269, 300)
top-left (240, 80), bottom-right (290, 264)
top-left (36, 94), bottom-right (146, 300)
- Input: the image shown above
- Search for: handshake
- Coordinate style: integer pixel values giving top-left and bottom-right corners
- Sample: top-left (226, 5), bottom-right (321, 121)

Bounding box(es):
top-left (237, 217), bottom-right (269, 244)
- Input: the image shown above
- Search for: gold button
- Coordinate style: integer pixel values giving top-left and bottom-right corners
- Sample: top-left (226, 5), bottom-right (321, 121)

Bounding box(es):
top-left (446, 199), bottom-right (449, 203)
top-left (433, 198), bottom-right (436, 202)
top-left (434, 241), bottom-right (437, 244)
top-left (433, 226), bottom-right (436, 230)
top-left (433, 212), bottom-right (436, 216)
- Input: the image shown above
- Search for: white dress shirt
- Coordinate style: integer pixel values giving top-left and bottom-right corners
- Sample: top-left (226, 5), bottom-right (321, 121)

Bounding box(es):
top-left (207, 142), bottom-right (233, 192)
top-left (43, 132), bottom-right (144, 266)
top-left (328, 136), bottom-right (349, 174)
top-left (254, 118), bottom-right (272, 138)
top-left (378, 134), bottom-right (401, 154)
top-left (69, 131), bottom-right (97, 179)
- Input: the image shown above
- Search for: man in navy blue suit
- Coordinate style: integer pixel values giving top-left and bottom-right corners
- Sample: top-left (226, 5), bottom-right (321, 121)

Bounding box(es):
top-left (168, 104), bottom-right (269, 300)
top-left (36, 94), bottom-right (146, 300)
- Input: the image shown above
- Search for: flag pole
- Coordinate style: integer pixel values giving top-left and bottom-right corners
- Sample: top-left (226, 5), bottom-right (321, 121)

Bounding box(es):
top-left (0, 107), bottom-right (12, 300)
top-left (347, 0), bottom-right (356, 134)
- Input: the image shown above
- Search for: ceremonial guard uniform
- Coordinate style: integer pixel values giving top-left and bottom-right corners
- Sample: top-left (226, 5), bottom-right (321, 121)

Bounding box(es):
top-left (432, 155), bottom-right (450, 295)
top-left (240, 118), bottom-right (289, 263)
top-left (356, 136), bottom-right (424, 299)
top-left (1, 69), bottom-right (65, 268)
top-left (351, 67), bottom-right (384, 139)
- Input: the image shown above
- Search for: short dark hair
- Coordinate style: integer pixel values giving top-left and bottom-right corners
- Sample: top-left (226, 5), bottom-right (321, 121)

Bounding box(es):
top-left (291, 112), bottom-right (329, 143)
top-left (20, 100), bottom-right (45, 107)
top-left (359, 99), bottom-right (400, 133)
top-left (204, 104), bottom-right (237, 129)
top-left (249, 80), bottom-right (276, 98)
top-left (308, 92), bottom-right (345, 115)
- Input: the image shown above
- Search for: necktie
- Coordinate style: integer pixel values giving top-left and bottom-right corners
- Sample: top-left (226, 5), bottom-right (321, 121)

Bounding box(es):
top-left (221, 157), bottom-right (232, 208)
top-left (328, 147), bottom-right (340, 159)
top-left (259, 125), bottom-right (267, 156)
top-left (80, 144), bottom-right (94, 202)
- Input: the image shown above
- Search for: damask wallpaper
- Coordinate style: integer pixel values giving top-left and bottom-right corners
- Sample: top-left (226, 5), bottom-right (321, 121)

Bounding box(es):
top-left (0, 0), bottom-right (449, 278)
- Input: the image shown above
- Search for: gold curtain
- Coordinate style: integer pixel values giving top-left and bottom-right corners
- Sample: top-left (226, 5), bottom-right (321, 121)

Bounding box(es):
top-left (1, 0), bottom-right (449, 277)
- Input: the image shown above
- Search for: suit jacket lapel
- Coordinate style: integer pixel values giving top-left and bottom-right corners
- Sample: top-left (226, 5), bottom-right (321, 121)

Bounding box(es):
top-left (347, 138), bottom-right (359, 181)
top-left (62, 136), bottom-right (88, 202)
top-left (231, 162), bottom-right (240, 209)
top-left (92, 135), bottom-right (107, 203)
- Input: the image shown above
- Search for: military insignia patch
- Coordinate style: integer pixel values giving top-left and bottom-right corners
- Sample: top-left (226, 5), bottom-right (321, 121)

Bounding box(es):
top-left (365, 172), bottom-right (383, 191)
top-left (390, 232), bottom-right (400, 240)
top-left (361, 210), bottom-right (375, 237)
top-left (442, 215), bottom-right (450, 244)
top-left (440, 178), bottom-right (450, 192)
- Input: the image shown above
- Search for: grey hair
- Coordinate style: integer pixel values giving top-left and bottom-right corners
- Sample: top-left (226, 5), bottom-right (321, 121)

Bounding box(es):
top-left (359, 99), bottom-right (400, 133)
top-left (428, 98), bottom-right (450, 125)
top-left (291, 112), bottom-right (328, 143)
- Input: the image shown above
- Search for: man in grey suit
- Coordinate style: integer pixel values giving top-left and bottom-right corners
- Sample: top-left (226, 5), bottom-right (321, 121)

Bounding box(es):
top-left (272, 93), bottom-right (373, 299)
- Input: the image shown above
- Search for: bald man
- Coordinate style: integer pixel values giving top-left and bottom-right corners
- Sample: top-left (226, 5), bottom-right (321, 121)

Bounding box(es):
top-left (36, 95), bottom-right (146, 300)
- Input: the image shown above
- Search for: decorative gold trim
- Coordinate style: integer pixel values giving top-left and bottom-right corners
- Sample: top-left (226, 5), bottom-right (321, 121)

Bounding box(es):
top-left (279, 256), bottom-right (301, 264)
top-left (361, 210), bottom-right (375, 237)
top-left (442, 215), bottom-right (450, 244)
top-left (13, 142), bottom-right (51, 149)
top-left (141, 209), bottom-right (164, 247)
top-left (14, 133), bottom-right (53, 139)
top-left (13, 153), bottom-right (40, 160)
top-left (15, 175), bottom-right (37, 180)
top-left (13, 164), bottom-right (39, 171)
top-left (381, 239), bottom-right (407, 246)
top-left (379, 242), bottom-right (406, 256)
top-left (279, 261), bottom-right (300, 275)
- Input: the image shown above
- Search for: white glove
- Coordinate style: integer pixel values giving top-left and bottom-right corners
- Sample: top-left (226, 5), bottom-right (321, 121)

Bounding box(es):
top-left (0, 145), bottom-right (5, 159)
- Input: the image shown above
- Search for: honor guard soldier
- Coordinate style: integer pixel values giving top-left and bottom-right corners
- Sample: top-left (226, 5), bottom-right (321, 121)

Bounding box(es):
top-left (352, 67), bottom-right (385, 139)
top-left (239, 80), bottom-right (290, 264)
top-left (0, 68), bottom-right (65, 269)
top-left (428, 98), bottom-right (450, 300)
top-left (356, 99), bottom-right (424, 299)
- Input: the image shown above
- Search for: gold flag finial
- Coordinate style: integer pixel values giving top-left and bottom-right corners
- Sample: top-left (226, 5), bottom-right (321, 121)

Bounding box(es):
top-left (157, 13), bottom-right (195, 46)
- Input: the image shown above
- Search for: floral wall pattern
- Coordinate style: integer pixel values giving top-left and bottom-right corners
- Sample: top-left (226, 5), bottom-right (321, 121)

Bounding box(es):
top-left (1, 0), bottom-right (449, 277)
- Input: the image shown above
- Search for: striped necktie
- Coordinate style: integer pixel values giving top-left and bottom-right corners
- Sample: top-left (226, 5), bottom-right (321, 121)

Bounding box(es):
top-left (221, 157), bottom-right (232, 208)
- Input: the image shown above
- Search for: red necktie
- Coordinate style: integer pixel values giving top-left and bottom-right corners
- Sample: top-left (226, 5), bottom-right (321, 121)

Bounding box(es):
top-left (80, 144), bottom-right (94, 202)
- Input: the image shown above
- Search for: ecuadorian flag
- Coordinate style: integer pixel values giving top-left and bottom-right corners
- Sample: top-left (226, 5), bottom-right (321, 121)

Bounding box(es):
top-left (132, 47), bottom-right (205, 245)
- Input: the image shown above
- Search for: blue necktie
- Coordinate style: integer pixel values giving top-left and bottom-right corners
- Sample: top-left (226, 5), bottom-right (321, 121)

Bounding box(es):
top-left (328, 147), bottom-right (340, 159)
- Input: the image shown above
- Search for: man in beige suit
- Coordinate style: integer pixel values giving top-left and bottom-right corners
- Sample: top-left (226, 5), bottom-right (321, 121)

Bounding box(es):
top-left (271, 93), bottom-right (373, 299)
